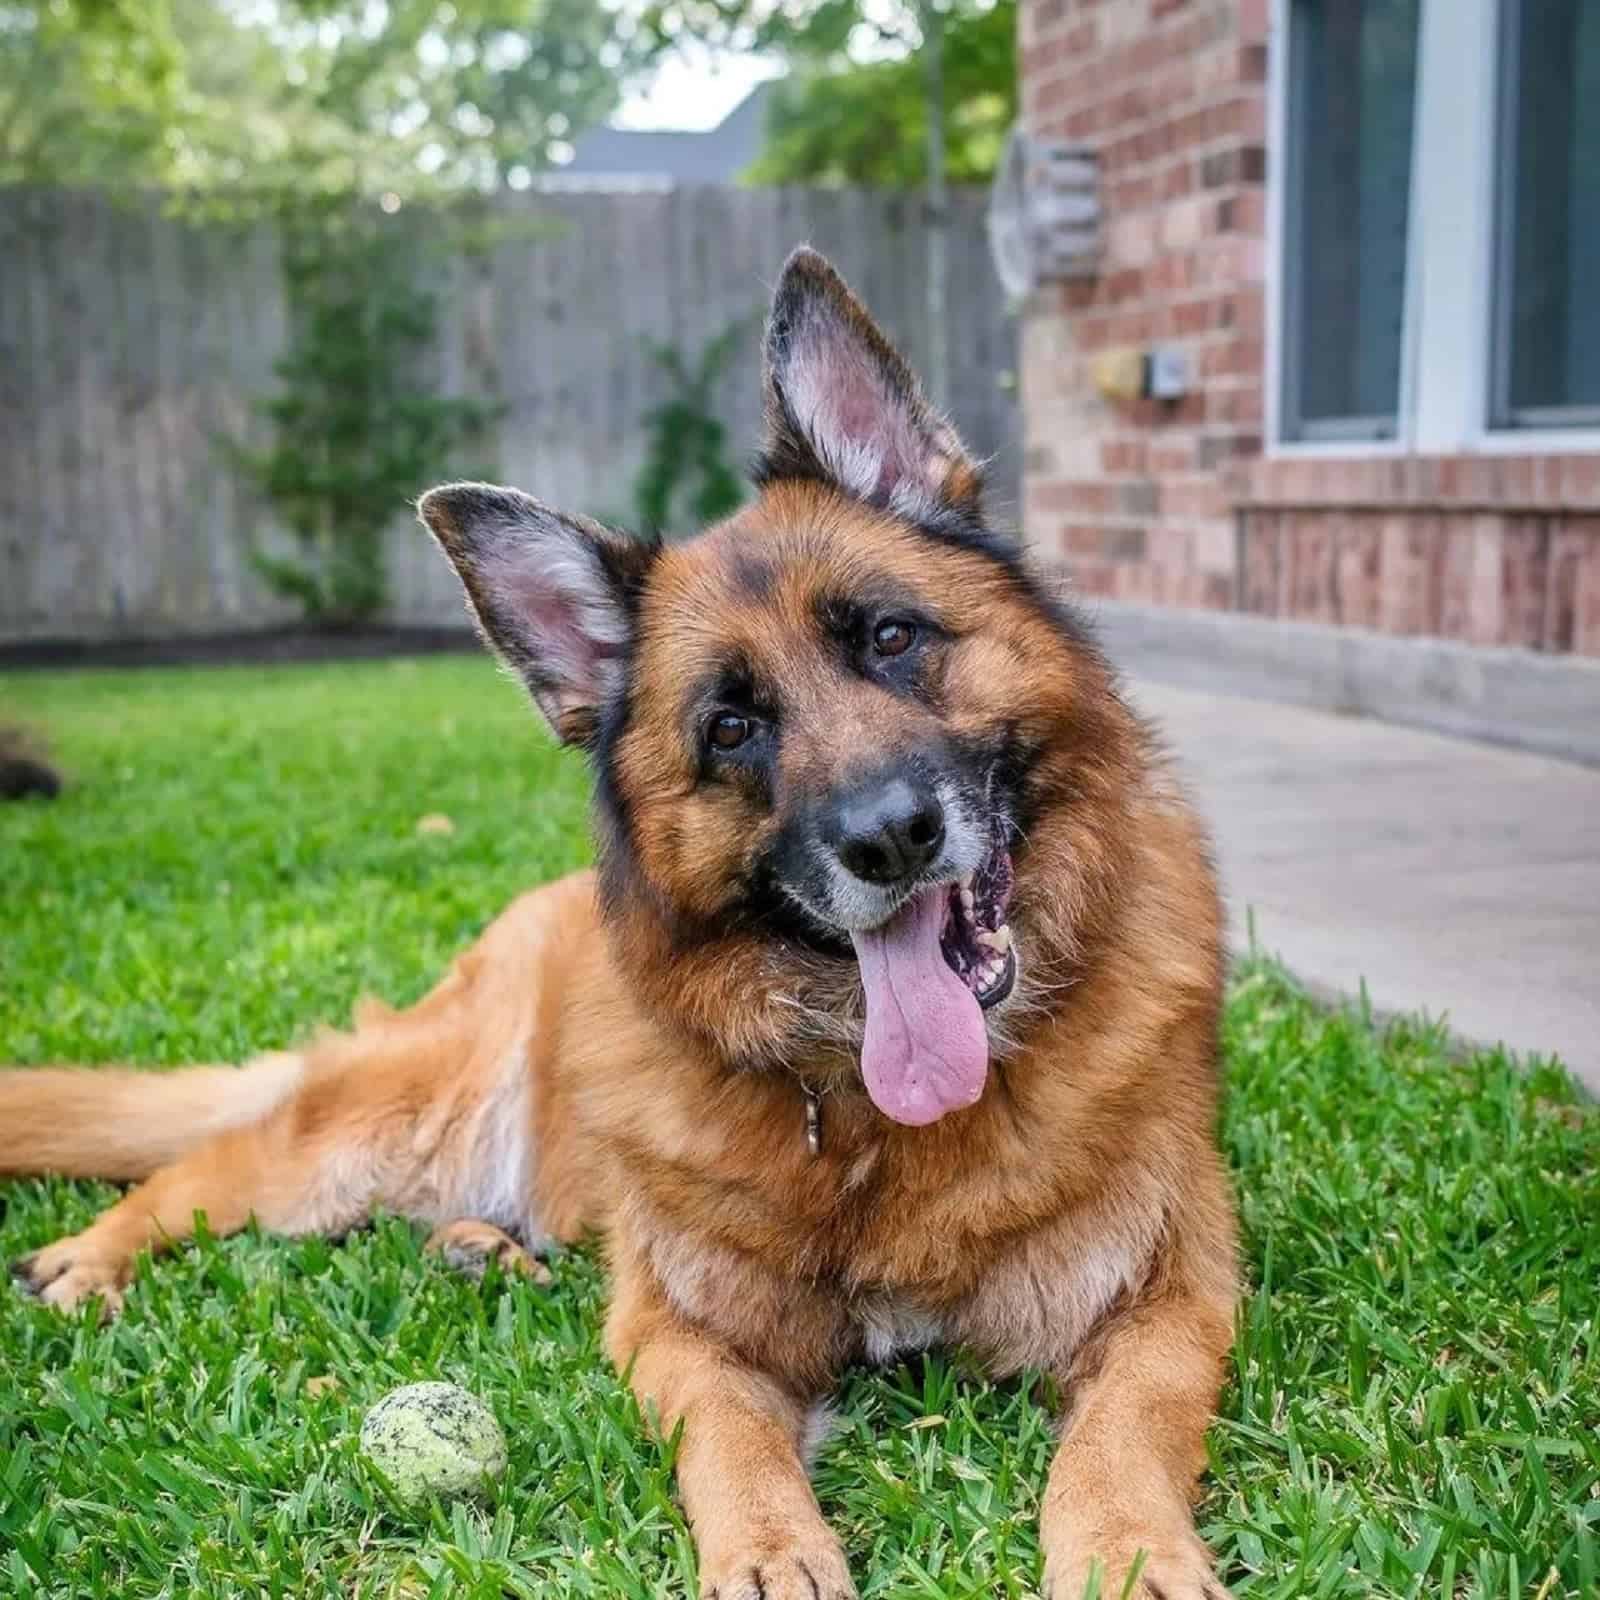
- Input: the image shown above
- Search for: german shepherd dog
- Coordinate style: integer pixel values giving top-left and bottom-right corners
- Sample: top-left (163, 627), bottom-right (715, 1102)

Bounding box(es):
top-left (3, 251), bottom-right (1237, 1600)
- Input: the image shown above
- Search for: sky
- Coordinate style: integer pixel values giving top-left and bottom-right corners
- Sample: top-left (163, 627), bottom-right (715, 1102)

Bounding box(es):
top-left (614, 43), bottom-right (785, 131)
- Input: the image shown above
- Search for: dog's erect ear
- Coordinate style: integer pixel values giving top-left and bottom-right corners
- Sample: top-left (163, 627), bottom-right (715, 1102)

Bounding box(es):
top-left (420, 482), bottom-right (655, 748)
top-left (757, 247), bottom-right (982, 525)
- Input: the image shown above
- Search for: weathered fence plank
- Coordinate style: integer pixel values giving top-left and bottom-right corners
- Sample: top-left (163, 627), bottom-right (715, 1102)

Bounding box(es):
top-left (0, 185), bottom-right (1018, 642)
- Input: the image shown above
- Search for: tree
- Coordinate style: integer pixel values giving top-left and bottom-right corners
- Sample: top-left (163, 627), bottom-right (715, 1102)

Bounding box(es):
top-left (742, 3), bottom-right (1015, 187)
top-left (1, 0), bottom-right (646, 198)
top-left (0, 0), bottom-right (191, 185)
top-left (641, 1), bottom-right (1016, 404)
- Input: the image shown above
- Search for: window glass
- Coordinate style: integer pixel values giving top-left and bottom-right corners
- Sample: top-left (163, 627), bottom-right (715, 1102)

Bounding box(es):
top-left (1283, 0), bottom-right (1421, 440)
top-left (1495, 0), bottom-right (1600, 426)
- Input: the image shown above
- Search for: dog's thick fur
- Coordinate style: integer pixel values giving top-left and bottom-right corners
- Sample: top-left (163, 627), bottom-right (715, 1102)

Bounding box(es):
top-left (2, 251), bottom-right (1238, 1600)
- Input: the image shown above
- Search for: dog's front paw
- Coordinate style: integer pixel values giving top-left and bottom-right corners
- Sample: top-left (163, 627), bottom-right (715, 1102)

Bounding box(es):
top-left (700, 1530), bottom-right (857, 1600)
top-left (11, 1237), bottom-right (127, 1319)
top-left (1044, 1523), bottom-right (1231, 1600)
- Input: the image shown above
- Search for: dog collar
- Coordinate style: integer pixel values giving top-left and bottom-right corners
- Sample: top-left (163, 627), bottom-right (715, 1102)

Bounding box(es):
top-left (803, 1085), bottom-right (822, 1157)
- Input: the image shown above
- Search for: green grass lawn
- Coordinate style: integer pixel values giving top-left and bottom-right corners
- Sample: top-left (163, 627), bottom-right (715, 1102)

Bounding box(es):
top-left (2, 657), bottom-right (1595, 1600)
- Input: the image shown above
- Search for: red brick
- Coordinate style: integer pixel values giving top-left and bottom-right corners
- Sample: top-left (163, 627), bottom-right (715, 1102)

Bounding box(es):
top-left (1069, 563), bottom-right (1119, 598)
top-left (1104, 267), bottom-right (1146, 304)
top-left (1161, 479), bottom-right (1229, 519)
top-left (1196, 431), bottom-right (1261, 469)
top-left (1545, 528), bottom-right (1582, 650)
top-left (1217, 190), bottom-right (1267, 235)
top-left (1157, 161), bottom-right (1198, 203)
top-left (1200, 145), bottom-right (1266, 188)
top-left (1574, 529), bottom-right (1600, 655)
top-left (1559, 455), bottom-right (1600, 507)
top-left (1061, 523), bottom-right (1110, 558)
top-left (1501, 518), bottom-right (1549, 647)
top-left (1062, 280), bottom-right (1098, 313)
top-left (1208, 385), bottom-right (1263, 424)
top-left (1101, 438), bottom-right (1150, 474)
top-left (1171, 294), bottom-right (1228, 335)
top-left (1065, 19), bottom-right (1098, 53)
top-left (1238, 0), bottom-right (1270, 43)
top-left (1240, 515), bottom-right (1279, 613)
top-left (1027, 480), bottom-right (1084, 513)
top-left (1148, 254), bottom-right (1193, 295)
top-left (1200, 338), bottom-right (1263, 378)
top-left (1333, 517), bottom-right (1382, 628)
top-left (1066, 480), bottom-right (1117, 514)
top-left (1377, 516), bottom-right (1445, 636)
top-left (1535, 455), bottom-right (1566, 507)
top-left (1149, 442), bottom-right (1197, 474)
top-left (1104, 526), bottom-right (1149, 560)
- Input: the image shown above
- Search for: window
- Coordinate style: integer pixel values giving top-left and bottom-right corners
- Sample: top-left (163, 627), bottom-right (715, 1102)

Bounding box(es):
top-left (1493, 0), bottom-right (1600, 428)
top-left (1281, 0), bottom-right (1422, 441)
top-left (1269, 0), bottom-right (1600, 453)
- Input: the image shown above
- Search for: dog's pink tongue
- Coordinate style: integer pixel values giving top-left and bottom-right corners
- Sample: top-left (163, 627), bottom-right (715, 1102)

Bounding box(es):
top-left (850, 888), bottom-right (989, 1126)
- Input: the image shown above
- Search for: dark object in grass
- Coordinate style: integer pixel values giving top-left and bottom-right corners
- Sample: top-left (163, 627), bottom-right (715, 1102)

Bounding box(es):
top-left (0, 729), bottom-right (60, 800)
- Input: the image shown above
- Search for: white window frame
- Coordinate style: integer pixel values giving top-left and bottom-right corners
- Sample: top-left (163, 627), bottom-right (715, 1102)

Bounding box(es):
top-left (1265, 0), bottom-right (1600, 458)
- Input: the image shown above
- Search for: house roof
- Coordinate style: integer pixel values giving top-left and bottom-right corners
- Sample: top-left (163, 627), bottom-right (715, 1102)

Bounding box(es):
top-left (557, 83), bottom-right (774, 187)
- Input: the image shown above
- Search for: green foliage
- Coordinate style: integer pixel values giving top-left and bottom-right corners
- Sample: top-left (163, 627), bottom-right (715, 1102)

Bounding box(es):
top-left (0, 0), bottom-right (191, 186)
top-left (637, 1), bottom-right (1016, 185)
top-left (2, 659), bottom-right (1597, 1596)
top-left (639, 0), bottom-right (903, 60)
top-left (593, 324), bottom-right (747, 539)
top-left (629, 323), bottom-right (749, 535)
top-left (745, 2), bottom-right (1016, 186)
top-left (1, 0), bottom-right (642, 196)
top-left (228, 206), bottom-right (497, 625)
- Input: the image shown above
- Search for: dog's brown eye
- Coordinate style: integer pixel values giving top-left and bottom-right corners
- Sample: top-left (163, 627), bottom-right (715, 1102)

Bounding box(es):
top-left (709, 713), bottom-right (751, 750)
top-left (873, 619), bottom-right (915, 657)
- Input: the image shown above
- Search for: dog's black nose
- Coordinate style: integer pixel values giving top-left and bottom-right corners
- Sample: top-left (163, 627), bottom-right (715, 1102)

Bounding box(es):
top-left (827, 779), bottom-right (946, 885)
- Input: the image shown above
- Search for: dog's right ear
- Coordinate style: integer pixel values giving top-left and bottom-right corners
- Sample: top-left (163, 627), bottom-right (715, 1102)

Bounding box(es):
top-left (419, 482), bottom-right (656, 748)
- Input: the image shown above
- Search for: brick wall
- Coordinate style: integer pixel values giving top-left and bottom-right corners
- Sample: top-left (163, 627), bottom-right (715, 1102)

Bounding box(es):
top-left (1017, 0), bottom-right (1600, 657)
top-left (1019, 0), bottom-right (1269, 612)
top-left (1240, 456), bottom-right (1600, 655)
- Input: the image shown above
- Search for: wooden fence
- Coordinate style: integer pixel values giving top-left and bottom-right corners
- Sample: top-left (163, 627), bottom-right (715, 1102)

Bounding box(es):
top-left (0, 185), bottom-right (1019, 642)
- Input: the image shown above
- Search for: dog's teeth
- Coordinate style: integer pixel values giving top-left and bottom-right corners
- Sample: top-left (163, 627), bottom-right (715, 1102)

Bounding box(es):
top-left (959, 871), bottom-right (975, 890)
top-left (960, 889), bottom-right (975, 913)
top-left (992, 924), bottom-right (1012, 952)
top-left (977, 930), bottom-right (1004, 951)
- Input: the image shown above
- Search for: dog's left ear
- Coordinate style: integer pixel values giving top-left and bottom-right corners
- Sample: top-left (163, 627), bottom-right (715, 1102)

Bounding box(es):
top-left (757, 247), bottom-right (983, 525)
top-left (420, 482), bottom-right (654, 748)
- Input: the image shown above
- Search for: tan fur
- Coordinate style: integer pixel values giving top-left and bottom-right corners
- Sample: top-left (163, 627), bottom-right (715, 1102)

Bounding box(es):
top-left (4, 258), bottom-right (1239, 1600)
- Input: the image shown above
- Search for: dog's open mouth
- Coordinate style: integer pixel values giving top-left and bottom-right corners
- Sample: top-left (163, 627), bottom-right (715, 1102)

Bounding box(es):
top-left (939, 842), bottom-right (1017, 1011)
top-left (848, 832), bottom-right (1015, 1128)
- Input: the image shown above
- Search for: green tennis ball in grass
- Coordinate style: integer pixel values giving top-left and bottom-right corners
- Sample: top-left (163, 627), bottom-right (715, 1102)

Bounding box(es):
top-left (359, 1381), bottom-right (507, 1504)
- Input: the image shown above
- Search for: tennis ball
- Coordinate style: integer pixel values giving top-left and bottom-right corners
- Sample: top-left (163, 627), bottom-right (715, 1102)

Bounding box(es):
top-left (359, 1381), bottom-right (507, 1504)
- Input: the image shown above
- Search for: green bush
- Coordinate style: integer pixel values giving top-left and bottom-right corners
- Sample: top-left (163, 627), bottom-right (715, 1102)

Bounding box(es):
top-left (231, 203), bottom-right (497, 626)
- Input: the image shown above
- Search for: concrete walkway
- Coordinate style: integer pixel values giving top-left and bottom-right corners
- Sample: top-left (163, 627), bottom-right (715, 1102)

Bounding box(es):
top-left (1129, 680), bottom-right (1600, 1093)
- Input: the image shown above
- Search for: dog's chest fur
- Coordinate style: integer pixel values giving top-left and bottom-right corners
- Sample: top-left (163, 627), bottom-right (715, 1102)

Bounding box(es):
top-left (626, 1097), bottom-right (1161, 1380)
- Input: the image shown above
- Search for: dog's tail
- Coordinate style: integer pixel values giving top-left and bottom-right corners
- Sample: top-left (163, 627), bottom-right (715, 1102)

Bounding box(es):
top-left (0, 1053), bottom-right (305, 1181)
